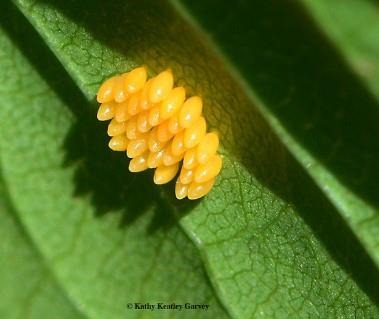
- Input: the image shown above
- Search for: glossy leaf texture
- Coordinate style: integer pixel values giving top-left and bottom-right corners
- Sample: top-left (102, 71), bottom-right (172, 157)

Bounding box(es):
top-left (0, 0), bottom-right (378, 318)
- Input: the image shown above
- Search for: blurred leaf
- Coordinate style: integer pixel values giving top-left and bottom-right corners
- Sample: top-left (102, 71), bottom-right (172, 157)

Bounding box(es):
top-left (303, 0), bottom-right (379, 100)
top-left (0, 173), bottom-right (85, 319)
top-left (0, 0), bottom-right (377, 318)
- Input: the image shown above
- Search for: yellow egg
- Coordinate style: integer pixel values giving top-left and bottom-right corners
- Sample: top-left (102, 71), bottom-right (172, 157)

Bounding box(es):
top-left (97, 102), bottom-right (116, 121)
top-left (153, 163), bottom-right (179, 184)
top-left (184, 116), bottom-right (206, 148)
top-left (148, 105), bottom-right (162, 126)
top-left (179, 167), bottom-right (194, 184)
top-left (147, 148), bottom-right (165, 168)
top-left (137, 111), bottom-right (152, 133)
top-left (126, 117), bottom-right (140, 140)
top-left (97, 76), bottom-right (116, 103)
top-left (114, 100), bottom-right (131, 122)
top-left (157, 120), bottom-right (174, 143)
top-left (196, 132), bottom-right (219, 164)
top-left (127, 93), bottom-right (141, 116)
top-left (129, 152), bottom-right (149, 172)
top-left (139, 79), bottom-right (153, 110)
top-left (179, 96), bottom-right (202, 128)
top-left (107, 118), bottom-right (127, 136)
top-left (168, 114), bottom-right (181, 134)
top-left (194, 154), bottom-right (222, 183)
top-left (188, 178), bottom-right (215, 200)
top-left (148, 128), bottom-right (167, 153)
top-left (114, 75), bottom-right (128, 103)
top-left (124, 66), bottom-right (147, 94)
top-left (163, 146), bottom-right (184, 166)
top-left (183, 148), bottom-right (198, 170)
top-left (109, 134), bottom-right (128, 151)
top-left (171, 130), bottom-right (186, 156)
top-left (175, 180), bottom-right (188, 200)
top-left (149, 70), bottom-right (174, 103)
top-left (126, 132), bottom-right (149, 158)
top-left (160, 86), bottom-right (186, 120)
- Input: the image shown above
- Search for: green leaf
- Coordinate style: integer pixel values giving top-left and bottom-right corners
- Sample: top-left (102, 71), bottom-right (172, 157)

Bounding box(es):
top-left (0, 3), bottom-right (228, 319)
top-left (173, 0), bottom-right (379, 270)
top-left (303, 0), bottom-right (379, 101)
top-left (0, 173), bottom-right (85, 319)
top-left (2, 0), bottom-right (379, 318)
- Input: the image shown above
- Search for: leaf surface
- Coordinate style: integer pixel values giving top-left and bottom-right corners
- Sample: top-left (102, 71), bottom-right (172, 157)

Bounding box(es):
top-left (0, 3), bottom-right (228, 319)
top-left (0, 173), bottom-right (85, 319)
top-left (3, 0), bottom-right (379, 318)
top-left (174, 0), bottom-right (379, 270)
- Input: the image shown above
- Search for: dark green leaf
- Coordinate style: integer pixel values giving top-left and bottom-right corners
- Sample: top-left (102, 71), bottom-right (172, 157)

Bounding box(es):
top-left (174, 0), bottom-right (379, 268)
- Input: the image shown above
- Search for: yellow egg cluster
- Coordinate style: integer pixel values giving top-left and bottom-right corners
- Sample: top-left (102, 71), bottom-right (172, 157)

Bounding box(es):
top-left (96, 66), bottom-right (222, 200)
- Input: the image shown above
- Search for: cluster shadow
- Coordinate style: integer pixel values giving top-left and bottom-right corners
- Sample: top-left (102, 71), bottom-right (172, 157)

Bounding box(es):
top-left (0, 1), bottom-right (197, 234)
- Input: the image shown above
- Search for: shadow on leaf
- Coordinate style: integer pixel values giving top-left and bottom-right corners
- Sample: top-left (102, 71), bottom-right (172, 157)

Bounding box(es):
top-left (0, 1), bottom-right (198, 234)
top-left (181, 0), bottom-right (379, 212)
